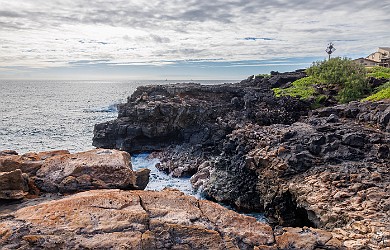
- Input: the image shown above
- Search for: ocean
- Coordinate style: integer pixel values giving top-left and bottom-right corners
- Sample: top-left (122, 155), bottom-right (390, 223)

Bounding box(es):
top-left (0, 79), bottom-right (236, 197)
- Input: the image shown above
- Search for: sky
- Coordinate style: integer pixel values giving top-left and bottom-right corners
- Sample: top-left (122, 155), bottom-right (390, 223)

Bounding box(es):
top-left (0, 0), bottom-right (389, 80)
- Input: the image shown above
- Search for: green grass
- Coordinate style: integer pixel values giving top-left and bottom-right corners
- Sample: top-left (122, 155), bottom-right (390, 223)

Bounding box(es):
top-left (363, 81), bottom-right (390, 101)
top-left (272, 76), bottom-right (316, 100)
top-left (367, 66), bottom-right (390, 79)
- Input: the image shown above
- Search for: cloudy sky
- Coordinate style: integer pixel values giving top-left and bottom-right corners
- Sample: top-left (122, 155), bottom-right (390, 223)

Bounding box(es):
top-left (0, 0), bottom-right (389, 80)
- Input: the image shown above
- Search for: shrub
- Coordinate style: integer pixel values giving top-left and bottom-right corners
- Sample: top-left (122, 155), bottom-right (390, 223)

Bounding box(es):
top-left (306, 57), bottom-right (368, 103)
top-left (366, 66), bottom-right (390, 79)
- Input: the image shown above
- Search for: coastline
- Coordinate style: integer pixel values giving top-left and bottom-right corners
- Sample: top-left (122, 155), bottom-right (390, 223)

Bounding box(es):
top-left (1, 72), bottom-right (389, 249)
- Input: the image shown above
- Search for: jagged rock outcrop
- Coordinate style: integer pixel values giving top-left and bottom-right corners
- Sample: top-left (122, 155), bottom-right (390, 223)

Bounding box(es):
top-left (312, 101), bottom-right (390, 132)
top-left (93, 73), bottom-right (309, 154)
top-left (191, 101), bottom-right (389, 249)
top-left (0, 189), bottom-right (341, 250)
top-left (266, 69), bottom-right (307, 89)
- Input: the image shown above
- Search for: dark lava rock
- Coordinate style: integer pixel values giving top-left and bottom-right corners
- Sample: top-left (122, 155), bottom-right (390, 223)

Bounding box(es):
top-left (93, 75), bottom-right (309, 153)
top-left (267, 70), bottom-right (307, 88)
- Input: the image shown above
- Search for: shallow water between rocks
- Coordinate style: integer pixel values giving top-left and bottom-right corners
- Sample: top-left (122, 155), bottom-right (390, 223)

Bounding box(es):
top-left (131, 153), bottom-right (267, 222)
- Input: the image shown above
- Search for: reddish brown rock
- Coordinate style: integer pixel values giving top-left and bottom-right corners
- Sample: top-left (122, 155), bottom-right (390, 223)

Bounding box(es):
top-left (274, 227), bottom-right (343, 250)
top-left (0, 150), bottom-right (70, 176)
top-left (0, 189), bottom-right (276, 249)
top-left (289, 162), bottom-right (390, 250)
top-left (0, 169), bottom-right (29, 199)
top-left (34, 149), bottom-right (147, 193)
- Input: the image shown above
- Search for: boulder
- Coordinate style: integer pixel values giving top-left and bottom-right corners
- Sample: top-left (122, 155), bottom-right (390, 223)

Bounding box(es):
top-left (0, 169), bottom-right (29, 199)
top-left (34, 149), bottom-right (145, 193)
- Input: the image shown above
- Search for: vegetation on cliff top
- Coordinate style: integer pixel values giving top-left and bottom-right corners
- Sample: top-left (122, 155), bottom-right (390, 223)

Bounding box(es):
top-left (272, 58), bottom-right (390, 106)
top-left (273, 76), bottom-right (317, 100)
top-left (367, 66), bottom-right (390, 79)
top-left (363, 81), bottom-right (390, 101)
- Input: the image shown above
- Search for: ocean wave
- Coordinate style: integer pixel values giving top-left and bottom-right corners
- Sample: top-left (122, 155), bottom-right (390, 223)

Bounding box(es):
top-left (131, 153), bottom-right (203, 199)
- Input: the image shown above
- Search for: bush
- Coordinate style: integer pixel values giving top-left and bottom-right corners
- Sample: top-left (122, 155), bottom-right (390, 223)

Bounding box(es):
top-left (366, 66), bottom-right (390, 79)
top-left (363, 81), bottom-right (390, 101)
top-left (306, 57), bottom-right (368, 103)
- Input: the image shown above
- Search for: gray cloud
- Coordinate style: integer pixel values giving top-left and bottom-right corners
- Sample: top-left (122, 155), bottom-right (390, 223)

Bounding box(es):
top-left (0, 10), bottom-right (22, 18)
top-left (0, 0), bottom-right (389, 69)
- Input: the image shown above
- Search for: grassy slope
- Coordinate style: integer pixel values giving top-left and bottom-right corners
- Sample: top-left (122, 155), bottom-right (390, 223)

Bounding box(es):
top-left (272, 65), bottom-right (390, 104)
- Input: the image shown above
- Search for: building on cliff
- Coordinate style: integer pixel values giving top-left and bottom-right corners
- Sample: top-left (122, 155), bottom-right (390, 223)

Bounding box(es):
top-left (355, 47), bottom-right (390, 67)
top-left (354, 57), bottom-right (378, 67)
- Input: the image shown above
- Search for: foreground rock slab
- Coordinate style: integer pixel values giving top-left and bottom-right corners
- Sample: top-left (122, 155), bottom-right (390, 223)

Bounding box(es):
top-left (0, 189), bottom-right (277, 249)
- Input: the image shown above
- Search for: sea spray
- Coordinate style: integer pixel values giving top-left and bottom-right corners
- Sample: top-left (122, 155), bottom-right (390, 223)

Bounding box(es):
top-left (131, 153), bottom-right (204, 199)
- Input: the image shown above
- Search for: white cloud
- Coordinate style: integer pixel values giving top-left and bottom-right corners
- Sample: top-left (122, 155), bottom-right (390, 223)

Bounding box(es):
top-left (0, 0), bottom-right (389, 69)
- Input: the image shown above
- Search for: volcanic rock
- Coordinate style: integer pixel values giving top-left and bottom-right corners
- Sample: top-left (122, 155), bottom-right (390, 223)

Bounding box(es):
top-left (91, 76), bottom-right (389, 249)
top-left (0, 169), bottom-right (29, 200)
top-left (34, 149), bottom-right (147, 193)
top-left (93, 78), bottom-right (309, 154)
top-left (0, 150), bottom-right (70, 176)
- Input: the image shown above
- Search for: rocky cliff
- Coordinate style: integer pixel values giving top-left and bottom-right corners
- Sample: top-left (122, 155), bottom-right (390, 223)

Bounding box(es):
top-left (93, 72), bottom-right (308, 153)
top-left (92, 73), bottom-right (390, 249)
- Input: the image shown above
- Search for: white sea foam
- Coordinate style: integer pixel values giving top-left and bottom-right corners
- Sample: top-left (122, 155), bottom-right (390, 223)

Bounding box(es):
top-left (131, 153), bottom-right (204, 199)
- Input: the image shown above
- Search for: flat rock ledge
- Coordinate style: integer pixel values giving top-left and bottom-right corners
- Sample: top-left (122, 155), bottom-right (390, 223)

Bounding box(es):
top-left (0, 189), bottom-right (341, 250)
